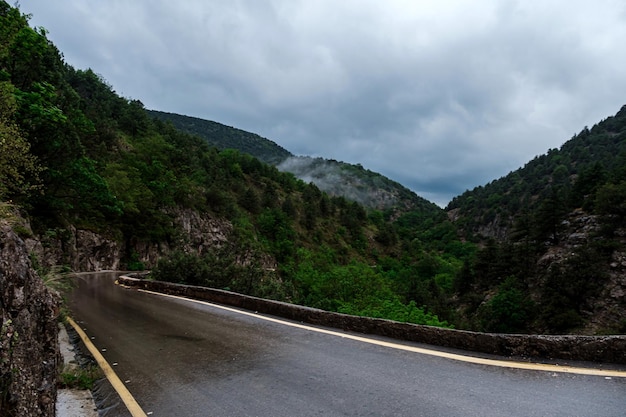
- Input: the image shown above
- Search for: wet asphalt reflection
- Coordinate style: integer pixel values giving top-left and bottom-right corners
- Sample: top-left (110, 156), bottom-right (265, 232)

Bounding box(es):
top-left (66, 273), bottom-right (626, 417)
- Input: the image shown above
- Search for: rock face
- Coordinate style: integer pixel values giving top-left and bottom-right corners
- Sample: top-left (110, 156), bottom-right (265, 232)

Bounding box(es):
top-left (171, 207), bottom-right (232, 255)
top-left (536, 209), bottom-right (626, 334)
top-left (25, 226), bottom-right (121, 273)
top-left (24, 208), bottom-right (235, 272)
top-left (1, 222), bottom-right (60, 417)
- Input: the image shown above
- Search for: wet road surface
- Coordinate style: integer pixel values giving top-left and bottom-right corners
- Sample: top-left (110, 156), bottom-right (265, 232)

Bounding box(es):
top-left (67, 273), bottom-right (626, 417)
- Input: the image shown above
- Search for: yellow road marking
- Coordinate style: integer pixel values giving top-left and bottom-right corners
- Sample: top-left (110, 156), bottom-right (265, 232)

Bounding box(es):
top-left (139, 289), bottom-right (626, 379)
top-left (66, 317), bottom-right (148, 417)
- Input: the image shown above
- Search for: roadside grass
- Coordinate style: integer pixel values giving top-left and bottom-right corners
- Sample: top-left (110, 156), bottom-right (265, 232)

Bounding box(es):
top-left (58, 365), bottom-right (103, 390)
top-left (40, 264), bottom-right (74, 293)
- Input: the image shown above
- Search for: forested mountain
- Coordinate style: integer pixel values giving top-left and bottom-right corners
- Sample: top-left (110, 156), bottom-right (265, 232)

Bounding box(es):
top-left (277, 156), bottom-right (440, 213)
top-left (148, 109), bottom-right (436, 213)
top-left (447, 106), bottom-right (626, 334)
top-left (148, 110), bottom-right (292, 165)
top-left (1, 2), bottom-right (624, 337)
top-left (447, 106), bottom-right (626, 240)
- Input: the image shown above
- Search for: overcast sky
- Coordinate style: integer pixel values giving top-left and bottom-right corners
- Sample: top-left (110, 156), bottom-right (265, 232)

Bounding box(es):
top-left (22, 0), bottom-right (626, 207)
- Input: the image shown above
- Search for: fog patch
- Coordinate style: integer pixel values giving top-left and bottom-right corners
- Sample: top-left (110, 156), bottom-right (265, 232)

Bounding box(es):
top-left (277, 156), bottom-right (424, 210)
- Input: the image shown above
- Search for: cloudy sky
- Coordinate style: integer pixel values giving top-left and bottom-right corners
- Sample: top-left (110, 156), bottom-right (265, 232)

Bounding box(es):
top-left (22, 1), bottom-right (626, 206)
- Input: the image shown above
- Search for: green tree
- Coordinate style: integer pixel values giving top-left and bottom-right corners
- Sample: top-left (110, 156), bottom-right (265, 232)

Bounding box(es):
top-left (533, 187), bottom-right (566, 245)
top-left (569, 162), bottom-right (606, 210)
top-left (239, 187), bottom-right (261, 214)
top-left (479, 276), bottom-right (531, 333)
top-left (595, 181), bottom-right (626, 226)
top-left (0, 81), bottom-right (40, 198)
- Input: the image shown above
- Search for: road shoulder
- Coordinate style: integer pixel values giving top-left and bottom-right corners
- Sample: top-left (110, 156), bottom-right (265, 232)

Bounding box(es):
top-left (56, 322), bottom-right (99, 417)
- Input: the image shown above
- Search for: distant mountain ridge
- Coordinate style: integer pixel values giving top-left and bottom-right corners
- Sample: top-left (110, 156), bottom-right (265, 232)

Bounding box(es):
top-left (445, 105), bottom-right (626, 334)
top-left (447, 104), bottom-right (626, 240)
top-left (149, 110), bottom-right (439, 213)
top-left (277, 156), bottom-right (439, 213)
top-left (149, 110), bottom-right (292, 165)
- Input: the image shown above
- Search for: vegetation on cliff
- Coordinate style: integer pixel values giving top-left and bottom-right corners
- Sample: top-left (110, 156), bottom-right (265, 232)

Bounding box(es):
top-left (149, 110), bottom-right (438, 214)
top-left (448, 107), bottom-right (626, 334)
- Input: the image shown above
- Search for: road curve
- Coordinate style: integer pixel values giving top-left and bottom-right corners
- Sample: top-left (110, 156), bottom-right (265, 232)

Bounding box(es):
top-left (68, 273), bottom-right (626, 417)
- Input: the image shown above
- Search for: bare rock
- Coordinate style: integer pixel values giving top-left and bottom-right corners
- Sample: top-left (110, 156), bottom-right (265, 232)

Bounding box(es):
top-left (1, 222), bottom-right (60, 416)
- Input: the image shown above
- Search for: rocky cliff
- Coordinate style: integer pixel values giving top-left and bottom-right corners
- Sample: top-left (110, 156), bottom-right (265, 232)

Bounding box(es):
top-left (24, 207), bottom-right (236, 272)
top-left (541, 209), bottom-right (626, 334)
top-left (0, 204), bottom-right (241, 417)
top-left (1, 221), bottom-right (60, 417)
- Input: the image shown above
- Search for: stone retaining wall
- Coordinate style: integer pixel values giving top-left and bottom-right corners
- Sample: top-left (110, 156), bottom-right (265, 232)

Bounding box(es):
top-left (118, 275), bottom-right (626, 365)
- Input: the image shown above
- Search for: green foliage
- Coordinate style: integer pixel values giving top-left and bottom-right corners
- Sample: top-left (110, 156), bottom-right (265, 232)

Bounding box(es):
top-left (58, 365), bottom-right (102, 390)
top-left (532, 187), bottom-right (567, 245)
top-left (477, 277), bottom-right (532, 333)
top-left (149, 110), bottom-right (293, 165)
top-left (257, 208), bottom-right (295, 262)
top-left (126, 251), bottom-right (145, 271)
top-left (152, 250), bottom-right (222, 287)
top-left (288, 249), bottom-right (451, 327)
top-left (151, 246), bottom-right (281, 298)
top-left (40, 265), bottom-right (73, 293)
top-left (595, 181), bottom-right (626, 226)
top-left (0, 81), bottom-right (41, 199)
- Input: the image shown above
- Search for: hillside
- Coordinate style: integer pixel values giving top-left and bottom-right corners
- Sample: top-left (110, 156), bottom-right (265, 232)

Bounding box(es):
top-left (447, 105), bottom-right (626, 240)
top-left (148, 109), bottom-right (437, 213)
top-left (148, 110), bottom-right (292, 165)
top-left (447, 105), bottom-right (626, 334)
top-left (277, 156), bottom-right (440, 213)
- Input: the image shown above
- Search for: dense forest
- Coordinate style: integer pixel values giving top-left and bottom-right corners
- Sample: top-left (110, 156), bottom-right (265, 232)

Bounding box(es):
top-left (1, 2), bottom-right (624, 335)
top-left (148, 110), bottom-right (292, 165)
top-left (448, 107), bottom-right (626, 334)
top-left (150, 110), bottom-right (437, 213)
top-left (448, 107), bottom-right (626, 240)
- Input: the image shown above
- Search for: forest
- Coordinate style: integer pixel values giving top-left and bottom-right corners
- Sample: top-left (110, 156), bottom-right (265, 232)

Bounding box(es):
top-left (1, 1), bottom-right (624, 335)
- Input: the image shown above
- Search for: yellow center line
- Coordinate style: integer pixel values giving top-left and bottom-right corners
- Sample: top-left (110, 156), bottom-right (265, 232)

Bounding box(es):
top-left (139, 289), bottom-right (626, 379)
top-left (66, 317), bottom-right (148, 417)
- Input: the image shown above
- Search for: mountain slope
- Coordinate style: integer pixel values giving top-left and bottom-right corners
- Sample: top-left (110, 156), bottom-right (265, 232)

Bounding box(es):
top-left (149, 110), bottom-right (292, 165)
top-left (149, 109), bottom-right (438, 214)
top-left (278, 156), bottom-right (440, 213)
top-left (1, 1), bottom-right (456, 332)
top-left (447, 104), bottom-right (626, 334)
top-left (447, 105), bottom-right (626, 241)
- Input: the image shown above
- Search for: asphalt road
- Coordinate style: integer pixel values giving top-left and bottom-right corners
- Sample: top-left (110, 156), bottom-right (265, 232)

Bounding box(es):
top-left (67, 272), bottom-right (626, 417)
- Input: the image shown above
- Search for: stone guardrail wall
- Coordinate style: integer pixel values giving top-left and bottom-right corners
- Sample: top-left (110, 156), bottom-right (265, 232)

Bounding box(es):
top-left (117, 275), bottom-right (626, 365)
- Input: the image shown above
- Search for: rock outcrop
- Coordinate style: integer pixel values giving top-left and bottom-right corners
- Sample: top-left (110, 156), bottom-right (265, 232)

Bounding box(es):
top-left (26, 226), bottom-right (121, 273)
top-left (24, 208), bottom-right (235, 273)
top-left (1, 222), bottom-right (60, 417)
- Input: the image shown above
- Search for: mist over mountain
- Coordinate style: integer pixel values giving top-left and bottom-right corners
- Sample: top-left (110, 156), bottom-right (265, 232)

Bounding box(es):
top-left (149, 109), bottom-right (437, 213)
top-left (277, 156), bottom-right (438, 212)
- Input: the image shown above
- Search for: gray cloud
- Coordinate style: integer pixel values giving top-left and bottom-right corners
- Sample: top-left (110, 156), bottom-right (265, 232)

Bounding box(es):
top-left (24, 0), bottom-right (626, 206)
